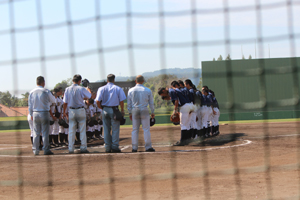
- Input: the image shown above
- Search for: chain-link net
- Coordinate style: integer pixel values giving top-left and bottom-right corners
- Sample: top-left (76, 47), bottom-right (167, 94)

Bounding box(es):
top-left (1, 0), bottom-right (300, 199)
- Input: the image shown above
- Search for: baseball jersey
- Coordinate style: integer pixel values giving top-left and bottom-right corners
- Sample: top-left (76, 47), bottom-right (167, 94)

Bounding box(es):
top-left (194, 90), bottom-right (202, 105)
top-left (174, 88), bottom-right (191, 107)
top-left (188, 89), bottom-right (195, 104)
top-left (28, 86), bottom-right (56, 116)
top-left (206, 94), bottom-right (213, 106)
top-left (212, 97), bottom-right (219, 108)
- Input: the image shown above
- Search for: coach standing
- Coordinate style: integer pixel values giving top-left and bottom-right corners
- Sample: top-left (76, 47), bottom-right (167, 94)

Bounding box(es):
top-left (28, 76), bottom-right (56, 155)
top-left (96, 74), bottom-right (126, 153)
top-left (63, 74), bottom-right (91, 154)
top-left (127, 75), bottom-right (155, 152)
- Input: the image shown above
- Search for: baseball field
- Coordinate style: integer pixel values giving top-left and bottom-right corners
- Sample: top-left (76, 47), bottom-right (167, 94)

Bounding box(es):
top-left (1, 120), bottom-right (300, 199)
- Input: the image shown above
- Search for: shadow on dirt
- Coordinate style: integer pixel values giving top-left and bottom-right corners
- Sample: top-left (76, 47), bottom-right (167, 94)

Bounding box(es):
top-left (190, 133), bottom-right (246, 146)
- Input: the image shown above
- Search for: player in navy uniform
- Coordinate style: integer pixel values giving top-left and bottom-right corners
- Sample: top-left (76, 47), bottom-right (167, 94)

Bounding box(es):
top-left (211, 91), bottom-right (220, 136)
top-left (184, 79), bottom-right (198, 139)
top-left (158, 81), bottom-right (196, 146)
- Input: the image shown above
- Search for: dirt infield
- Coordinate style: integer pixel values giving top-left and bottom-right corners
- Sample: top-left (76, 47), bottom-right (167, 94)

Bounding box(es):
top-left (1, 122), bottom-right (300, 199)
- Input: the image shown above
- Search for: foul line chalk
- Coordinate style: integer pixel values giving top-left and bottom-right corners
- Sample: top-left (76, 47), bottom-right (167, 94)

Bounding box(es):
top-left (0, 140), bottom-right (252, 158)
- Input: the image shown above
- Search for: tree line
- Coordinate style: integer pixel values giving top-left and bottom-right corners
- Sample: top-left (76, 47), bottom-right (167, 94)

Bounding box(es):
top-left (0, 75), bottom-right (202, 109)
top-left (213, 54), bottom-right (252, 61)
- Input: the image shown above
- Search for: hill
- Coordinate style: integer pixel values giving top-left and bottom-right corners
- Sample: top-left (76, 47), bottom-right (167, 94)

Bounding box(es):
top-left (105, 68), bottom-right (202, 85)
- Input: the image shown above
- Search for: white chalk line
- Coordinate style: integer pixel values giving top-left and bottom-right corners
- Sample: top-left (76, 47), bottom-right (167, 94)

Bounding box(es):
top-left (248, 133), bottom-right (300, 139)
top-left (0, 144), bottom-right (29, 150)
top-left (0, 140), bottom-right (252, 158)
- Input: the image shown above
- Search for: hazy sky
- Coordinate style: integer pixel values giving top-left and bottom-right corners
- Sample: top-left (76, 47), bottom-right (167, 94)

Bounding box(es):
top-left (0, 0), bottom-right (299, 96)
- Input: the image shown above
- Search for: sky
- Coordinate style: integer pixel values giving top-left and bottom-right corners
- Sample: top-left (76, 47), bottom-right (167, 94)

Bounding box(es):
top-left (0, 0), bottom-right (299, 97)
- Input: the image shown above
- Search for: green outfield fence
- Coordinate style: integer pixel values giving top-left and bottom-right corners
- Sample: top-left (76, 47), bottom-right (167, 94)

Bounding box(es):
top-left (1, 0), bottom-right (300, 200)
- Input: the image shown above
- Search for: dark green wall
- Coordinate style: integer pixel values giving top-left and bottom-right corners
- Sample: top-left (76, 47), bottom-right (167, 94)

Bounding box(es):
top-left (202, 57), bottom-right (300, 115)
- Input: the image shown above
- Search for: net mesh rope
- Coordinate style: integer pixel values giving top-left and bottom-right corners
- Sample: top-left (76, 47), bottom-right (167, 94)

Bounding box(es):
top-left (0, 0), bottom-right (300, 199)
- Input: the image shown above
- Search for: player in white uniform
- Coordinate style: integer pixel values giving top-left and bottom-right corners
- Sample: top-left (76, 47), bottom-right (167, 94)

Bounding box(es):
top-left (94, 100), bottom-right (103, 139)
top-left (27, 113), bottom-right (43, 149)
top-left (86, 99), bottom-right (96, 142)
top-left (49, 98), bottom-right (57, 147)
top-left (127, 75), bottom-right (155, 152)
top-left (51, 88), bottom-right (63, 146)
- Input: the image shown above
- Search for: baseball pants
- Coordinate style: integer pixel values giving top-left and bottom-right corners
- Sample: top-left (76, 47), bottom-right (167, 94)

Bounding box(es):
top-left (32, 111), bottom-right (51, 155)
top-left (180, 103), bottom-right (196, 130)
top-left (211, 107), bottom-right (220, 126)
top-left (200, 106), bottom-right (213, 129)
top-left (68, 108), bottom-right (87, 152)
top-left (131, 108), bottom-right (152, 151)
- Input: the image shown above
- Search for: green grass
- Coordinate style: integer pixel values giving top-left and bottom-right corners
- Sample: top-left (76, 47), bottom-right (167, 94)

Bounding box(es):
top-left (0, 116), bottom-right (27, 121)
top-left (220, 118), bottom-right (300, 124)
top-left (1, 118), bottom-right (299, 133)
top-left (0, 129), bottom-right (30, 133)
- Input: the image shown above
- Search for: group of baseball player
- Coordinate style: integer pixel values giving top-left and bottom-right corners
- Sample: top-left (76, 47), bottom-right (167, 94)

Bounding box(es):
top-left (28, 86), bottom-right (104, 151)
top-left (28, 74), bottom-right (220, 155)
top-left (158, 79), bottom-right (220, 146)
top-left (28, 74), bottom-right (156, 155)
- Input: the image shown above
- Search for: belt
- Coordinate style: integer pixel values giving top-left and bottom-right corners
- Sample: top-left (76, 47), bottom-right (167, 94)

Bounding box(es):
top-left (102, 106), bottom-right (118, 108)
top-left (69, 106), bottom-right (84, 109)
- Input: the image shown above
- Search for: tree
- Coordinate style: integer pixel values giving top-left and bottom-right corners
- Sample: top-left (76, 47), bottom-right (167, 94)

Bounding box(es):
top-left (249, 55), bottom-right (252, 59)
top-left (217, 55), bottom-right (223, 61)
top-left (54, 78), bottom-right (72, 91)
top-left (196, 77), bottom-right (202, 90)
top-left (242, 55), bottom-right (245, 59)
top-left (213, 58), bottom-right (216, 61)
top-left (225, 54), bottom-right (231, 60)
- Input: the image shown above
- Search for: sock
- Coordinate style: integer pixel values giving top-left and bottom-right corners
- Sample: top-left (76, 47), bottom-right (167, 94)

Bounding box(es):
top-left (59, 133), bottom-right (64, 144)
top-left (196, 129), bottom-right (201, 137)
top-left (192, 129), bottom-right (197, 138)
top-left (49, 135), bottom-right (53, 144)
top-left (65, 134), bottom-right (68, 144)
top-left (30, 136), bottom-right (33, 145)
top-left (54, 135), bottom-right (59, 145)
top-left (76, 132), bottom-right (80, 142)
top-left (39, 136), bottom-right (43, 148)
top-left (180, 130), bottom-right (185, 142)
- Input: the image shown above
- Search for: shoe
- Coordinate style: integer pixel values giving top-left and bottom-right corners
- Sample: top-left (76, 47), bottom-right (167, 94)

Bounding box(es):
top-left (173, 141), bottom-right (186, 146)
top-left (105, 149), bottom-right (111, 153)
top-left (132, 149), bottom-right (137, 152)
top-left (111, 148), bottom-right (121, 153)
top-left (44, 151), bottom-right (54, 155)
top-left (146, 147), bottom-right (155, 152)
top-left (69, 151), bottom-right (74, 154)
top-left (80, 149), bottom-right (89, 154)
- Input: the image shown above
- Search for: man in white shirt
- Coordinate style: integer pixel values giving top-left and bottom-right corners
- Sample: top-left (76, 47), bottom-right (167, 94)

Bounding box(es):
top-left (127, 75), bottom-right (155, 152)
top-left (28, 76), bottom-right (56, 155)
top-left (63, 74), bottom-right (91, 154)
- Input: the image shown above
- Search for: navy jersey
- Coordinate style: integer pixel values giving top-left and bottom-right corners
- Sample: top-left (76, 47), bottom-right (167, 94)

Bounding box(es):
top-left (169, 88), bottom-right (177, 105)
top-left (180, 87), bottom-right (191, 99)
top-left (188, 89), bottom-right (195, 103)
top-left (201, 93), bottom-right (207, 106)
top-left (169, 88), bottom-right (191, 107)
top-left (212, 97), bottom-right (219, 108)
top-left (206, 94), bottom-right (213, 106)
top-left (194, 90), bottom-right (202, 105)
